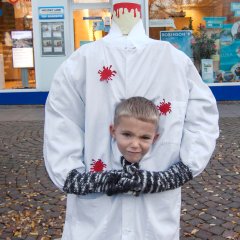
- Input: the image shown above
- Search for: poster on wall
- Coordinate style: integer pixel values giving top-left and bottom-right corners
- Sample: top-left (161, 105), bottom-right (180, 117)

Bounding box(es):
top-left (11, 31), bottom-right (34, 68)
top-left (160, 30), bottom-right (193, 58)
top-left (41, 22), bottom-right (65, 56)
top-left (218, 21), bottom-right (240, 83)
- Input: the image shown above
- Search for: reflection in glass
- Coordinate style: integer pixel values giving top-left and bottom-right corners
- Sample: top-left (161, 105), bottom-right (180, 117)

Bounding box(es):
top-left (73, 9), bottom-right (111, 49)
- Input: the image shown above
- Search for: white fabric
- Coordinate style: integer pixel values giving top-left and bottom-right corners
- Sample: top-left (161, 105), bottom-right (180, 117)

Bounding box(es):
top-left (44, 20), bottom-right (219, 240)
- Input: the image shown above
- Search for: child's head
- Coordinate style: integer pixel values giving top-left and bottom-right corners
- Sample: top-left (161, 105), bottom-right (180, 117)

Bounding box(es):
top-left (110, 97), bottom-right (159, 163)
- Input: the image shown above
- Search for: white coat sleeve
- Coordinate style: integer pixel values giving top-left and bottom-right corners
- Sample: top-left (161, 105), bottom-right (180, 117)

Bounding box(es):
top-left (43, 53), bottom-right (86, 190)
top-left (180, 59), bottom-right (219, 177)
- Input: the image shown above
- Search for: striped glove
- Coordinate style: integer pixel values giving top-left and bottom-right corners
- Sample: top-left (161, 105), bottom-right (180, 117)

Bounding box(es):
top-left (63, 169), bottom-right (139, 195)
top-left (120, 158), bottom-right (193, 195)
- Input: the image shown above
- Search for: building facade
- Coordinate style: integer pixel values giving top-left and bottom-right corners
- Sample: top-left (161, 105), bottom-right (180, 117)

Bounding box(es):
top-left (0, 0), bottom-right (239, 104)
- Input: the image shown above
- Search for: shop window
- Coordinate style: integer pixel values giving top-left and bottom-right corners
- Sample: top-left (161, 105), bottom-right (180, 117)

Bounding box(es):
top-left (73, 8), bottom-right (111, 50)
top-left (149, 0), bottom-right (240, 85)
top-left (0, 0), bottom-right (35, 90)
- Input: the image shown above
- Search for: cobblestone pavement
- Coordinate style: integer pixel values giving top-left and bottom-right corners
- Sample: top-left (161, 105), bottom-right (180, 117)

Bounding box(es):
top-left (0, 105), bottom-right (239, 239)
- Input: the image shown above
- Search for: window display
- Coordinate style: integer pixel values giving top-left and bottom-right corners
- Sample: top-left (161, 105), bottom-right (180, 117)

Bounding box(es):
top-left (149, 0), bottom-right (240, 85)
top-left (0, 0), bottom-right (35, 89)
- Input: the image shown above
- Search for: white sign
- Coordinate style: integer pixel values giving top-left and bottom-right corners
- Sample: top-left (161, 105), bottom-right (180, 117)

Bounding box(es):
top-left (12, 48), bottom-right (34, 68)
top-left (201, 59), bottom-right (214, 83)
top-left (149, 19), bottom-right (176, 28)
top-left (11, 31), bottom-right (34, 68)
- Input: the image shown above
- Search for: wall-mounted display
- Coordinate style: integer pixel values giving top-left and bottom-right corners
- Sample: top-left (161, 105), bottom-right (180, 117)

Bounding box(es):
top-left (41, 22), bottom-right (65, 56)
top-left (11, 30), bottom-right (34, 68)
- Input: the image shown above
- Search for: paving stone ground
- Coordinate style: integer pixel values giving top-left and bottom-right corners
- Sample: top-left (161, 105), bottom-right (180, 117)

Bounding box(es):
top-left (0, 103), bottom-right (239, 240)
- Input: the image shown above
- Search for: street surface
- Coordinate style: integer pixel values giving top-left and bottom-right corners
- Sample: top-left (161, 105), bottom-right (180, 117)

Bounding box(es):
top-left (0, 102), bottom-right (239, 239)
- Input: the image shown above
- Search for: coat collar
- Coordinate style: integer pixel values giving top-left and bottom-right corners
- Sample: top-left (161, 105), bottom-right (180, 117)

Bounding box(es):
top-left (102, 20), bottom-right (152, 49)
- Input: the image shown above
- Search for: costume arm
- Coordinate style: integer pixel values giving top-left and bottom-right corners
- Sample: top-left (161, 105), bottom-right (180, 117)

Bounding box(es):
top-left (63, 169), bottom-right (139, 195)
top-left (118, 158), bottom-right (192, 195)
top-left (44, 51), bottom-right (87, 190)
top-left (180, 59), bottom-right (219, 177)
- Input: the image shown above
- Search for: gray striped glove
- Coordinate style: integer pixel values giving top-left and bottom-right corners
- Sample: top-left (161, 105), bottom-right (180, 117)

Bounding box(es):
top-left (63, 169), bottom-right (139, 195)
top-left (121, 158), bottom-right (193, 195)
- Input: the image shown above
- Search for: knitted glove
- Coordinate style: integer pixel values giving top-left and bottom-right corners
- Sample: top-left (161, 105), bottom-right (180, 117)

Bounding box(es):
top-left (105, 159), bottom-right (142, 195)
top-left (63, 169), bottom-right (139, 195)
top-left (120, 158), bottom-right (193, 195)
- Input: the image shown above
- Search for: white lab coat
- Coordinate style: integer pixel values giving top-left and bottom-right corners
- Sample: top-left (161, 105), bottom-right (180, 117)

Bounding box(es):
top-left (44, 20), bottom-right (219, 240)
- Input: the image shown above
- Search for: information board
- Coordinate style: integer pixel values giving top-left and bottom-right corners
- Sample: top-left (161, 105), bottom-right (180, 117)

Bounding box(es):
top-left (11, 31), bottom-right (34, 68)
top-left (41, 22), bottom-right (65, 56)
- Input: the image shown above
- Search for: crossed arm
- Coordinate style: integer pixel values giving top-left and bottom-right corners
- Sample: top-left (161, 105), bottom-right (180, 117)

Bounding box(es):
top-left (63, 157), bottom-right (193, 196)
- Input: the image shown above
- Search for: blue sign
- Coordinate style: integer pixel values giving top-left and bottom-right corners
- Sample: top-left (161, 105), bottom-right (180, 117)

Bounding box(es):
top-left (234, 10), bottom-right (240, 17)
top-left (203, 17), bottom-right (226, 29)
top-left (231, 2), bottom-right (240, 11)
top-left (39, 6), bottom-right (64, 20)
top-left (160, 30), bottom-right (193, 58)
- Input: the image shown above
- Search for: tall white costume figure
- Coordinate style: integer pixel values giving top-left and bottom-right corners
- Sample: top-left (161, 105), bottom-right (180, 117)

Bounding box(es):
top-left (44, 0), bottom-right (219, 239)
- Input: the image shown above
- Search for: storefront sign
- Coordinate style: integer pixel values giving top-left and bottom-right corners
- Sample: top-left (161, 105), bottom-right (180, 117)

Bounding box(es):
top-left (11, 31), bottom-right (34, 68)
top-left (201, 59), bottom-right (214, 83)
top-left (150, 19), bottom-right (176, 28)
top-left (39, 7), bottom-right (64, 20)
top-left (203, 17), bottom-right (226, 29)
top-left (160, 30), bottom-right (193, 58)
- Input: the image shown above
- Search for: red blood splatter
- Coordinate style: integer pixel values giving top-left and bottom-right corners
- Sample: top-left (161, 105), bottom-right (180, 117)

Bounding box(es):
top-left (90, 159), bottom-right (107, 172)
top-left (9, 0), bottom-right (19, 4)
top-left (157, 99), bottom-right (172, 115)
top-left (98, 65), bottom-right (117, 82)
top-left (113, 3), bottom-right (142, 18)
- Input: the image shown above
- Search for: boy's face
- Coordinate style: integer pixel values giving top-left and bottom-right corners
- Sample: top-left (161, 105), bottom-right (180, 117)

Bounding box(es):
top-left (110, 116), bottom-right (159, 163)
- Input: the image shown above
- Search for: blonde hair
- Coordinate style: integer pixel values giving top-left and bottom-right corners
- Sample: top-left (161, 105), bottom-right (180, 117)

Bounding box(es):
top-left (114, 97), bottom-right (159, 127)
